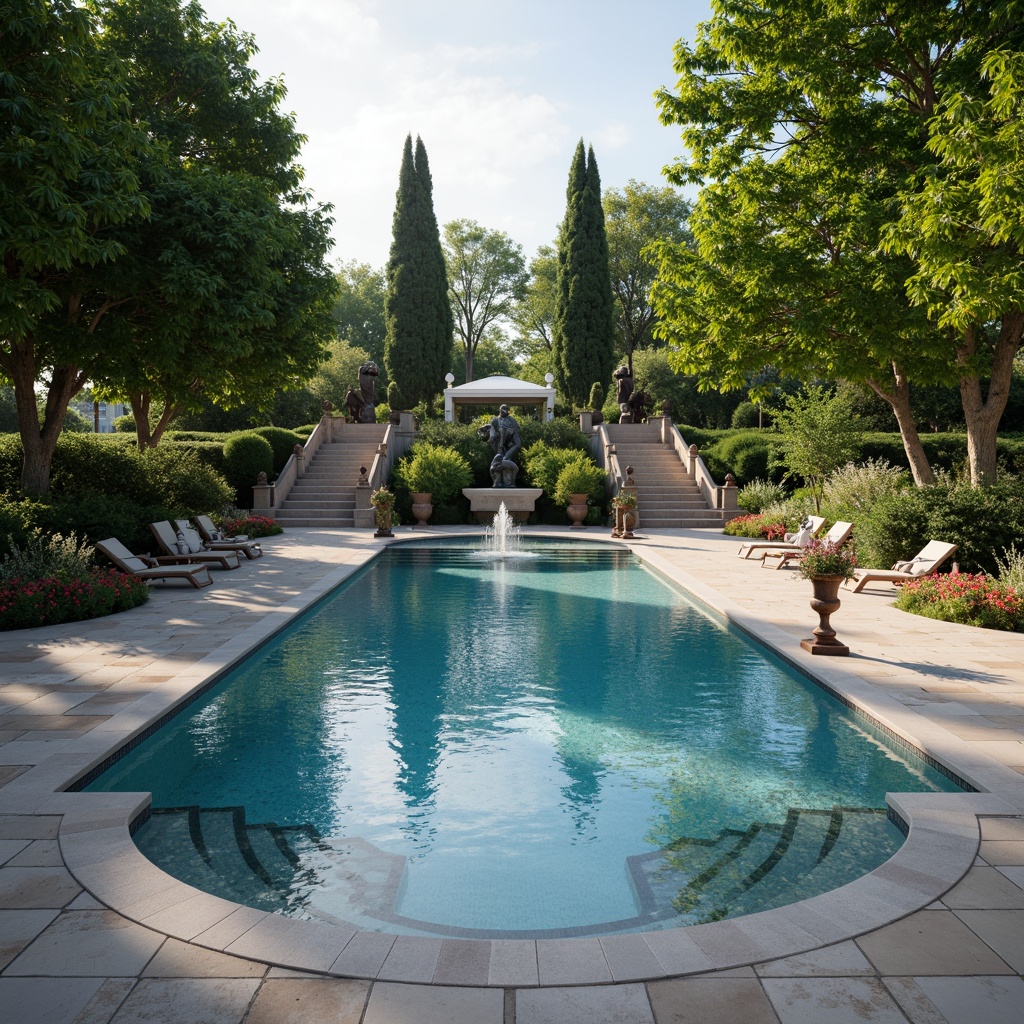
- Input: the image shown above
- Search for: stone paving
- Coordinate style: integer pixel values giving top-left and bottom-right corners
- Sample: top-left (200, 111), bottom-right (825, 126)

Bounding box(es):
top-left (2, 525), bottom-right (1024, 1023)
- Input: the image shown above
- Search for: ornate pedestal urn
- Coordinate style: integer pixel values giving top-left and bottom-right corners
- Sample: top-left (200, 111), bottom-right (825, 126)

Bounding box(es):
top-left (411, 493), bottom-right (432, 528)
top-left (800, 575), bottom-right (849, 656)
top-left (621, 510), bottom-right (637, 539)
top-left (567, 493), bottom-right (589, 529)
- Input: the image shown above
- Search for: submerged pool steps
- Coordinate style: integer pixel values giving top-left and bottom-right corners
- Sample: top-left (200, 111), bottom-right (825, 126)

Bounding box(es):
top-left (136, 803), bottom-right (891, 936)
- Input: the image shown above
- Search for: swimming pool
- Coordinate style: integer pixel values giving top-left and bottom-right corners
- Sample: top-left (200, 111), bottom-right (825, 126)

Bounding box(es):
top-left (88, 540), bottom-right (961, 937)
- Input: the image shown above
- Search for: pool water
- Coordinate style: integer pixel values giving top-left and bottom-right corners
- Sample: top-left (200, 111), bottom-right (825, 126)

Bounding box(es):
top-left (89, 541), bottom-right (960, 937)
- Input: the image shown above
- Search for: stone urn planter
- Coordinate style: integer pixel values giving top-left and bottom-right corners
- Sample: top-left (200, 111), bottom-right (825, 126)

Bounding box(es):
top-left (411, 492), bottom-right (433, 528)
top-left (800, 575), bottom-right (849, 656)
top-left (567, 493), bottom-right (589, 529)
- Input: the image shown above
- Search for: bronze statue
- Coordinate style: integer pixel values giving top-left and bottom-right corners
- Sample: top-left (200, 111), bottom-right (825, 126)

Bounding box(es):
top-left (478, 404), bottom-right (522, 488)
top-left (345, 387), bottom-right (365, 423)
top-left (357, 361), bottom-right (379, 423)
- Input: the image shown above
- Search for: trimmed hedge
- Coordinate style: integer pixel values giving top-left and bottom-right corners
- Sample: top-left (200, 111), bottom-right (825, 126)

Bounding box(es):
top-left (252, 427), bottom-right (305, 475)
top-left (222, 432), bottom-right (274, 507)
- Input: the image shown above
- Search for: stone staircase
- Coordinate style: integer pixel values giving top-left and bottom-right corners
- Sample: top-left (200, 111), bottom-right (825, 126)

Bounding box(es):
top-left (273, 423), bottom-right (386, 528)
top-left (605, 423), bottom-right (726, 528)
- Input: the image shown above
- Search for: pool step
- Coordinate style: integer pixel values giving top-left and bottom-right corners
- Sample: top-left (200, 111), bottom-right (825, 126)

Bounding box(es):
top-left (628, 806), bottom-right (892, 924)
top-left (135, 807), bottom-right (406, 926)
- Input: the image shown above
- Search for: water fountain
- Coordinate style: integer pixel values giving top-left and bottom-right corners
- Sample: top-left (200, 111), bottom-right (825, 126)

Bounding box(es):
top-left (481, 502), bottom-right (533, 558)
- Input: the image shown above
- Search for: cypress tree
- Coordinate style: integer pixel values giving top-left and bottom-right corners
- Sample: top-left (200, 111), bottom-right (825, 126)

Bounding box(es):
top-left (553, 141), bottom-right (616, 407)
top-left (384, 135), bottom-right (453, 409)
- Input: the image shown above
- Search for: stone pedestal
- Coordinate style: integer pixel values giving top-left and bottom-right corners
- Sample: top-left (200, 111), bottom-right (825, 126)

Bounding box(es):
top-left (463, 488), bottom-right (543, 523)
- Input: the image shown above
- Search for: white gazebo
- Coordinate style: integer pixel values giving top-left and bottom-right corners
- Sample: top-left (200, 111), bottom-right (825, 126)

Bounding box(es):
top-left (443, 373), bottom-right (556, 423)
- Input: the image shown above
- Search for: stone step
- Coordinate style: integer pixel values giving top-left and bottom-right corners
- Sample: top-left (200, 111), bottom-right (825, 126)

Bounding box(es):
top-left (274, 517), bottom-right (355, 528)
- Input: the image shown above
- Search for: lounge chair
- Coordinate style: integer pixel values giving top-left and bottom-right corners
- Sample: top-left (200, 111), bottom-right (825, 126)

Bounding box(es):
top-left (844, 540), bottom-right (958, 593)
top-left (761, 521), bottom-right (854, 569)
top-left (96, 538), bottom-right (213, 589)
top-left (737, 515), bottom-right (826, 559)
top-left (179, 518), bottom-right (262, 560)
top-left (149, 521), bottom-right (240, 570)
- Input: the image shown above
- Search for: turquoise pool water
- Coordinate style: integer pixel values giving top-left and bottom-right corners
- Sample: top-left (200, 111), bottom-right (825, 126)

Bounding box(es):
top-left (88, 541), bottom-right (960, 937)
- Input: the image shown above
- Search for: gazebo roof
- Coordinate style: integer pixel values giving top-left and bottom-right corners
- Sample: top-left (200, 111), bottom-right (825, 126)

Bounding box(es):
top-left (445, 374), bottom-right (552, 399)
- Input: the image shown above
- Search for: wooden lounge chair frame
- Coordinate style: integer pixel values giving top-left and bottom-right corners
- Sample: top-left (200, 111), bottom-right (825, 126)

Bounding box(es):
top-left (844, 540), bottom-right (958, 593)
top-left (737, 516), bottom-right (826, 559)
top-left (149, 521), bottom-right (240, 570)
top-left (96, 538), bottom-right (213, 589)
top-left (761, 522), bottom-right (854, 570)
top-left (191, 515), bottom-right (263, 559)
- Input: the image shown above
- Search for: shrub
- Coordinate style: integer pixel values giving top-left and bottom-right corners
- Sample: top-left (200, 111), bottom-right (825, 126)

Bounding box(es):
top-left (0, 530), bottom-right (95, 583)
top-left (856, 490), bottom-right (931, 570)
top-left (136, 447), bottom-right (234, 517)
top-left (517, 417), bottom-right (591, 454)
top-left (523, 442), bottom-right (588, 497)
top-left (415, 421), bottom-right (493, 485)
top-left (588, 383), bottom-right (605, 410)
top-left (388, 381), bottom-right (404, 410)
top-left (394, 445), bottom-right (473, 504)
top-left (553, 458), bottom-right (606, 508)
top-left (723, 513), bottom-right (788, 539)
top-left (113, 414), bottom-right (136, 433)
top-left (707, 432), bottom-right (776, 487)
top-left (730, 401), bottom-right (763, 429)
top-left (736, 478), bottom-right (788, 514)
top-left (894, 573), bottom-right (1024, 632)
top-left (222, 432), bottom-right (275, 506)
top-left (252, 427), bottom-right (304, 474)
top-left (0, 568), bottom-right (149, 631)
top-left (996, 545), bottom-right (1024, 591)
top-left (218, 513), bottom-right (282, 539)
top-left (821, 459), bottom-right (910, 522)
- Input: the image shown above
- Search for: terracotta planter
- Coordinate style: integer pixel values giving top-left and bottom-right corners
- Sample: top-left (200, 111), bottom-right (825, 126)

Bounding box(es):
top-left (800, 575), bottom-right (849, 656)
top-left (567, 493), bottom-right (589, 529)
top-left (411, 492), bottom-right (433, 528)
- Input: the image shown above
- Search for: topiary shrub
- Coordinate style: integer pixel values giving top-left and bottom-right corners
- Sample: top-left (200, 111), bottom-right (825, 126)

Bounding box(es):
top-left (222, 432), bottom-right (274, 508)
top-left (706, 432), bottom-right (777, 486)
top-left (394, 445), bottom-right (473, 505)
top-left (252, 426), bottom-right (304, 474)
top-left (730, 401), bottom-right (761, 429)
top-left (113, 414), bottom-right (136, 433)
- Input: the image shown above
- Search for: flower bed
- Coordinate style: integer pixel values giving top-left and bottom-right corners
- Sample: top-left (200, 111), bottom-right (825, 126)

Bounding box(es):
top-left (723, 513), bottom-right (787, 539)
top-left (220, 514), bottom-right (282, 539)
top-left (894, 572), bottom-right (1024, 632)
top-left (0, 568), bottom-right (150, 632)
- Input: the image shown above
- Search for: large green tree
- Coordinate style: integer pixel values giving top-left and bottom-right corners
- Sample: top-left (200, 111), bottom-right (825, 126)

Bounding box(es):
top-left (603, 180), bottom-right (692, 374)
top-left (87, 0), bottom-right (335, 448)
top-left (652, 0), bottom-right (1024, 486)
top-left (552, 141), bottom-right (616, 407)
top-left (383, 135), bottom-right (453, 409)
top-left (511, 244), bottom-right (558, 361)
top-left (333, 260), bottom-right (387, 365)
top-left (0, 0), bottom-right (150, 493)
top-left (442, 219), bottom-right (527, 383)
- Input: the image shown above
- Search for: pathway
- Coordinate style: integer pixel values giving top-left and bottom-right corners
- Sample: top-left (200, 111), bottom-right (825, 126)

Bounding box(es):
top-left (2, 526), bottom-right (1024, 1023)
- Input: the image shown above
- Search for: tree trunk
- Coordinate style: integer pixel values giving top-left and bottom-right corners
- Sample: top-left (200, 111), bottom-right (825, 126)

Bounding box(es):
top-left (464, 345), bottom-right (474, 384)
top-left (130, 392), bottom-right (154, 449)
top-left (866, 365), bottom-right (936, 486)
top-left (1, 335), bottom-right (85, 496)
top-left (958, 315), bottom-right (1022, 487)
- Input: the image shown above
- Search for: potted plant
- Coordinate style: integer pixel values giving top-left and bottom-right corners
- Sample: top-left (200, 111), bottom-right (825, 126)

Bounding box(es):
top-left (554, 458), bottom-right (605, 530)
top-left (369, 486), bottom-right (396, 537)
top-left (395, 444), bottom-right (473, 527)
top-left (798, 539), bottom-right (857, 656)
top-left (611, 489), bottom-right (638, 538)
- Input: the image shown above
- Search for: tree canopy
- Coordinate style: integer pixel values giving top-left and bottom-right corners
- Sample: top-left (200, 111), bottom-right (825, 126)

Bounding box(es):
top-left (651, 0), bottom-right (1024, 486)
top-left (553, 141), bottom-right (616, 408)
top-left (443, 219), bottom-right (527, 383)
top-left (384, 135), bottom-right (453, 408)
top-left (603, 180), bottom-right (692, 374)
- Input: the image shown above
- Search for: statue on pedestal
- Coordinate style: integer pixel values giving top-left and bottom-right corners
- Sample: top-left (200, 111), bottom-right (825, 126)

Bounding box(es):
top-left (358, 361), bottom-right (379, 423)
top-left (478, 404), bottom-right (522, 488)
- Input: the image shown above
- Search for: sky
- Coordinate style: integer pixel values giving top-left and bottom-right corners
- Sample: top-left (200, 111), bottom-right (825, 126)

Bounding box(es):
top-left (199, 0), bottom-right (713, 270)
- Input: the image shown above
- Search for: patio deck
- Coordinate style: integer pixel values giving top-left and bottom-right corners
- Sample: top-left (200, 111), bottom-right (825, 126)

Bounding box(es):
top-left (2, 525), bottom-right (1024, 1024)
